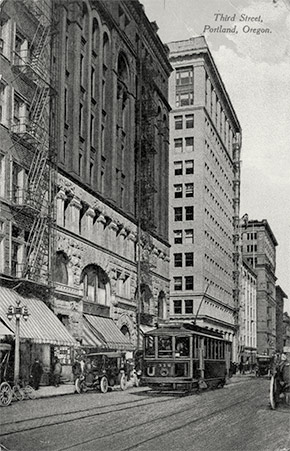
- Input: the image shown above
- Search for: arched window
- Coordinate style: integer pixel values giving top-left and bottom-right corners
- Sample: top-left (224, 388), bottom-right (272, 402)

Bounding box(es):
top-left (158, 291), bottom-right (166, 319)
top-left (121, 325), bottom-right (130, 339)
top-left (92, 18), bottom-right (99, 53)
top-left (81, 265), bottom-right (109, 305)
top-left (117, 53), bottom-right (129, 129)
top-left (140, 283), bottom-right (152, 314)
top-left (52, 251), bottom-right (69, 285)
top-left (103, 33), bottom-right (109, 68)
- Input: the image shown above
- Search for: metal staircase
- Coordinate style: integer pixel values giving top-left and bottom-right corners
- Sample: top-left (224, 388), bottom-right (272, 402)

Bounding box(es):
top-left (9, 0), bottom-right (56, 284)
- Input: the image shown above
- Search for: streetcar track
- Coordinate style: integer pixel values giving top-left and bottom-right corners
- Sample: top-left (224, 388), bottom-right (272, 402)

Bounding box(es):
top-left (0, 395), bottom-right (178, 437)
top-left (57, 396), bottom-right (256, 451)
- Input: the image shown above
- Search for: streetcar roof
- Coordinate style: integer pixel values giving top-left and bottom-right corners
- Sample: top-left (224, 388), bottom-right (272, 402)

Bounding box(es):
top-left (144, 323), bottom-right (226, 340)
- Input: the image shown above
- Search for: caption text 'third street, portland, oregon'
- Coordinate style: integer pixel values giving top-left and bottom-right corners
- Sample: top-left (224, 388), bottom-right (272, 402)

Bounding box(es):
top-left (203, 12), bottom-right (272, 34)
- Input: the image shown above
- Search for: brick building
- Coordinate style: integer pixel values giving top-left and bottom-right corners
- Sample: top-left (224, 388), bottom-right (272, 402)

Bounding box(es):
top-left (275, 286), bottom-right (288, 352)
top-left (0, 0), bottom-right (171, 379)
top-left (241, 219), bottom-right (278, 355)
top-left (167, 37), bottom-right (242, 357)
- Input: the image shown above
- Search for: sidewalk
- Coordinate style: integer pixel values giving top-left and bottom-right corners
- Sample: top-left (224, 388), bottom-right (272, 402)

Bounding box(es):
top-left (34, 383), bottom-right (75, 399)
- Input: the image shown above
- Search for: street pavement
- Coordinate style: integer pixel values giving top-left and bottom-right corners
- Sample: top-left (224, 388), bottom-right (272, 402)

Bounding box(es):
top-left (0, 375), bottom-right (289, 451)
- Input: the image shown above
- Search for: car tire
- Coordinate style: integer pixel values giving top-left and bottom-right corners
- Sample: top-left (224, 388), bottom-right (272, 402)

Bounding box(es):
top-left (100, 376), bottom-right (108, 393)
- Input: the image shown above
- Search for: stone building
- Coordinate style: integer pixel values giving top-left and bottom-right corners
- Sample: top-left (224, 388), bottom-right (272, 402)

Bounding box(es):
top-left (167, 37), bottom-right (242, 357)
top-left (241, 219), bottom-right (278, 355)
top-left (0, 0), bottom-right (171, 379)
top-left (239, 259), bottom-right (257, 367)
top-left (283, 312), bottom-right (290, 350)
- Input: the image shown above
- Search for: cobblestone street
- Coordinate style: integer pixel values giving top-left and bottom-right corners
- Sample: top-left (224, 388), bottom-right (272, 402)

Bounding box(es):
top-left (0, 376), bottom-right (289, 451)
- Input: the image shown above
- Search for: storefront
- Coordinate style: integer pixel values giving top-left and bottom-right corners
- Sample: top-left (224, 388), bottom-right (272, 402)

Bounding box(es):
top-left (0, 287), bottom-right (78, 384)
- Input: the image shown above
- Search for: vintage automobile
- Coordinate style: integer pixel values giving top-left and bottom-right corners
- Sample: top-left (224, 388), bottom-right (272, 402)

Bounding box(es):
top-left (0, 343), bottom-right (13, 407)
top-left (255, 354), bottom-right (273, 377)
top-left (75, 351), bottom-right (128, 394)
top-left (269, 352), bottom-right (290, 409)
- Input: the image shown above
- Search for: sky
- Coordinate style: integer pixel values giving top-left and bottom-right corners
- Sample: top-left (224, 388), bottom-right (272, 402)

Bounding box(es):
top-left (141, 0), bottom-right (290, 313)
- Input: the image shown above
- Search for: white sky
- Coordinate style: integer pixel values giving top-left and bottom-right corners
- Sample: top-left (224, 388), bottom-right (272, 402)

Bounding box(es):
top-left (141, 0), bottom-right (290, 313)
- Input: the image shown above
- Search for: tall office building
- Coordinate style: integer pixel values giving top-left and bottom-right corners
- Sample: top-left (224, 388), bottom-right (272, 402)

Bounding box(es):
top-left (241, 219), bottom-right (278, 354)
top-left (167, 37), bottom-right (242, 352)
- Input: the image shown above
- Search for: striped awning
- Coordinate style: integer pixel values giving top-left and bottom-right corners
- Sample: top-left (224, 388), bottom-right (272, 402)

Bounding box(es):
top-left (0, 320), bottom-right (14, 336)
top-left (83, 314), bottom-right (134, 351)
top-left (0, 287), bottom-right (77, 346)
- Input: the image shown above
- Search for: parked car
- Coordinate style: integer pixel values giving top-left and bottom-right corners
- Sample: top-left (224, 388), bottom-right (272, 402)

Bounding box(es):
top-left (75, 351), bottom-right (127, 394)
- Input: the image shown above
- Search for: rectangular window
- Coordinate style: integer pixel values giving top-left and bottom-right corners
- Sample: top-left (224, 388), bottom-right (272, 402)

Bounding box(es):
top-left (185, 252), bottom-right (194, 267)
top-left (174, 277), bottom-right (182, 291)
top-left (90, 160), bottom-right (94, 185)
top-left (185, 114), bottom-right (194, 128)
top-left (185, 300), bottom-right (193, 314)
top-left (176, 67), bottom-right (193, 86)
top-left (174, 207), bottom-right (182, 222)
top-left (185, 276), bottom-right (194, 290)
top-left (174, 184), bottom-right (182, 198)
top-left (185, 160), bottom-right (194, 174)
top-left (174, 115), bottom-right (183, 130)
top-left (80, 54), bottom-right (84, 87)
top-left (174, 230), bottom-right (182, 244)
top-left (64, 87), bottom-right (68, 124)
top-left (185, 206), bottom-right (194, 221)
top-left (174, 300), bottom-right (182, 314)
top-left (91, 67), bottom-right (95, 99)
top-left (185, 137), bottom-right (194, 152)
top-left (11, 241), bottom-right (20, 277)
top-left (11, 162), bottom-right (21, 203)
top-left (185, 229), bottom-right (194, 243)
top-left (0, 82), bottom-right (6, 124)
top-left (0, 154), bottom-right (5, 197)
top-left (79, 103), bottom-right (83, 137)
top-left (185, 183), bottom-right (194, 197)
top-left (174, 138), bottom-right (183, 152)
top-left (90, 114), bottom-right (95, 147)
top-left (174, 253), bottom-right (182, 267)
top-left (176, 92), bottom-right (193, 107)
top-left (78, 152), bottom-right (83, 176)
top-left (174, 161), bottom-right (183, 175)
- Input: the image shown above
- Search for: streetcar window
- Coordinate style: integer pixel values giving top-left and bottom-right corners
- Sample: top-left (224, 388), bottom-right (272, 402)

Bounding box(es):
top-left (175, 337), bottom-right (189, 357)
top-left (192, 335), bottom-right (199, 359)
top-left (145, 335), bottom-right (155, 356)
top-left (221, 342), bottom-right (225, 359)
top-left (175, 362), bottom-right (188, 377)
top-left (158, 336), bottom-right (172, 357)
top-left (214, 341), bottom-right (218, 359)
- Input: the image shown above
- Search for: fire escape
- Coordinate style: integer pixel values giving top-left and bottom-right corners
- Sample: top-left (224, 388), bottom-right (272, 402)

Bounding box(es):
top-left (9, 0), bottom-right (56, 291)
top-left (135, 50), bottom-right (159, 343)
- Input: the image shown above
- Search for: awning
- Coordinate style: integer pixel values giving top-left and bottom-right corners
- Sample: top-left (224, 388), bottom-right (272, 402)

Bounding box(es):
top-left (0, 287), bottom-right (77, 346)
top-left (140, 325), bottom-right (156, 335)
top-left (0, 320), bottom-right (14, 336)
top-left (83, 314), bottom-right (134, 351)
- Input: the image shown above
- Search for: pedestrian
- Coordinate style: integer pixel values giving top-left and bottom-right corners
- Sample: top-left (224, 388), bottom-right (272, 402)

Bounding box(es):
top-left (239, 360), bottom-right (244, 374)
top-left (31, 357), bottom-right (43, 390)
top-left (72, 358), bottom-right (81, 383)
top-left (53, 357), bottom-right (62, 387)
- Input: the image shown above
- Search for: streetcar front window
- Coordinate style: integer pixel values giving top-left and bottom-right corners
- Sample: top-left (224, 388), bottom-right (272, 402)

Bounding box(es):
top-left (175, 337), bottom-right (190, 357)
top-left (145, 335), bottom-right (155, 357)
top-left (158, 336), bottom-right (172, 357)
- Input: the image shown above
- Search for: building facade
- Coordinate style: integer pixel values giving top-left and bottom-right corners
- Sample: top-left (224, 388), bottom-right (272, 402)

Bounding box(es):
top-left (239, 259), bottom-right (257, 366)
top-left (0, 0), bottom-right (171, 379)
top-left (167, 37), bottom-right (242, 355)
top-left (283, 312), bottom-right (290, 350)
top-left (241, 219), bottom-right (278, 355)
top-left (276, 286), bottom-right (288, 353)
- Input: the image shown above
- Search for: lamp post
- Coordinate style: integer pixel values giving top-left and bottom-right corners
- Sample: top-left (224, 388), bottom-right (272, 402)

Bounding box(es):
top-left (7, 299), bottom-right (29, 384)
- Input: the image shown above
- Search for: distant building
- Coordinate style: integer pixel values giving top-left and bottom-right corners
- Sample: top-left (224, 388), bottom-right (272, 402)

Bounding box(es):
top-left (167, 37), bottom-right (242, 353)
top-left (276, 286), bottom-right (288, 352)
top-left (282, 312), bottom-right (290, 350)
top-left (241, 219), bottom-right (278, 355)
top-left (239, 259), bottom-right (257, 366)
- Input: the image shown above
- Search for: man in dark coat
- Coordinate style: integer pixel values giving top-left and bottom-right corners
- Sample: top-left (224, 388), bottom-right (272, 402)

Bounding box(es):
top-left (31, 358), bottom-right (43, 390)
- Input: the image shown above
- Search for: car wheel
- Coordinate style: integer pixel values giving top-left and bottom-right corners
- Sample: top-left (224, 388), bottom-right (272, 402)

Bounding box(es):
top-left (0, 382), bottom-right (12, 407)
top-left (120, 373), bottom-right (127, 391)
top-left (75, 378), bottom-right (88, 394)
top-left (100, 376), bottom-right (108, 393)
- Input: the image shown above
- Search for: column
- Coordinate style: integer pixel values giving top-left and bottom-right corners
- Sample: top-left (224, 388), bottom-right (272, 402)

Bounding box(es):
top-left (83, 207), bottom-right (95, 240)
top-left (67, 196), bottom-right (82, 234)
top-left (56, 189), bottom-right (67, 227)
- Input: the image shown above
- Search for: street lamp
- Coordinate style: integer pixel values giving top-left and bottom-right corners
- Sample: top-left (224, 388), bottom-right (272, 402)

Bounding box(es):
top-left (7, 299), bottom-right (29, 384)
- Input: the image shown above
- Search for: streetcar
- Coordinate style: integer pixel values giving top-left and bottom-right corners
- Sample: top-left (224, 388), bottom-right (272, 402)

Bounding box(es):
top-left (269, 351), bottom-right (290, 409)
top-left (141, 323), bottom-right (232, 392)
top-left (0, 343), bottom-right (13, 407)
